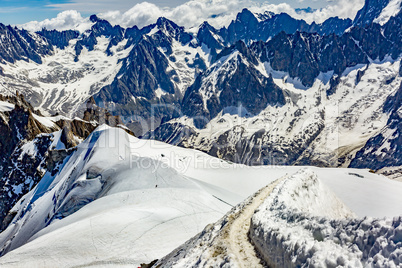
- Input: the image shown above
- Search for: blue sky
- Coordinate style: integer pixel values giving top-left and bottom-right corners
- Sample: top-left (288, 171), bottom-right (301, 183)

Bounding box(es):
top-left (0, 0), bottom-right (70, 24)
top-left (0, 0), bottom-right (332, 25)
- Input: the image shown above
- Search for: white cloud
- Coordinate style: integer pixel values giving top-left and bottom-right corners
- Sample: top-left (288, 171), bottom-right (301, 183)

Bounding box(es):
top-left (21, 0), bottom-right (365, 33)
top-left (19, 10), bottom-right (92, 32)
top-left (298, 0), bottom-right (365, 23)
top-left (100, 2), bottom-right (164, 29)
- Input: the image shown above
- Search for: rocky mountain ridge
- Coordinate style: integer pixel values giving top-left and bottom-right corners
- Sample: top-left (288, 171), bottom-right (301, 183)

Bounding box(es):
top-left (0, 0), bottom-right (400, 171)
top-left (0, 94), bottom-right (125, 231)
top-left (146, 9), bottom-right (402, 168)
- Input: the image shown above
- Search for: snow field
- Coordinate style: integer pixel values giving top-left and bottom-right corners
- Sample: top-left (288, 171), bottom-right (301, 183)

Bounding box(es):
top-left (1, 127), bottom-right (402, 267)
top-left (0, 126), bottom-right (236, 267)
top-left (0, 101), bottom-right (14, 112)
top-left (0, 37), bottom-right (131, 117)
top-left (153, 177), bottom-right (285, 267)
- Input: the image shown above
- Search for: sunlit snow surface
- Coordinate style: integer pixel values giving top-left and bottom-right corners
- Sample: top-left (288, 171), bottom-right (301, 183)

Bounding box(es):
top-left (0, 126), bottom-right (401, 267)
top-left (0, 37), bottom-right (131, 117)
top-left (0, 101), bottom-right (14, 112)
top-left (374, 0), bottom-right (402, 25)
top-left (154, 169), bottom-right (402, 267)
top-left (168, 57), bottom-right (401, 167)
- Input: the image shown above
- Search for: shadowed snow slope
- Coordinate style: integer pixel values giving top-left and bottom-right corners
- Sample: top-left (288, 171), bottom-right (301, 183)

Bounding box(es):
top-left (0, 127), bottom-right (401, 267)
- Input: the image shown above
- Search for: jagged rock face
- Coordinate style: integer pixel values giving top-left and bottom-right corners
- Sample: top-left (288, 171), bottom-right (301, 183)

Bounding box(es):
top-left (0, 94), bottom-right (112, 231)
top-left (149, 111), bottom-right (325, 166)
top-left (217, 9), bottom-right (352, 47)
top-left (143, 122), bottom-right (197, 145)
top-left (0, 94), bottom-right (58, 230)
top-left (152, 17), bottom-right (193, 46)
top-left (0, 24), bottom-right (53, 64)
top-left (310, 17), bottom-right (353, 36)
top-left (223, 8), bottom-right (261, 44)
top-left (383, 11), bottom-right (402, 58)
top-left (74, 15), bottom-right (124, 60)
top-left (93, 36), bottom-right (181, 135)
top-left (252, 31), bottom-right (370, 87)
top-left (0, 94), bottom-right (54, 167)
top-left (349, 24), bottom-right (392, 61)
top-left (106, 38), bottom-right (176, 100)
top-left (92, 18), bottom-right (202, 135)
top-left (197, 22), bottom-right (225, 53)
top-left (353, 0), bottom-right (391, 26)
top-left (0, 134), bottom-right (55, 231)
top-left (350, 82), bottom-right (402, 170)
top-left (37, 29), bottom-right (79, 49)
top-left (83, 97), bottom-right (123, 128)
top-left (182, 42), bottom-right (285, 128)
top-left (124, 25), bottom-right (148, 48)
top-left (0, 0), bottom-right (400, 172)
top-left (251, 16), bottom-right (401, 87)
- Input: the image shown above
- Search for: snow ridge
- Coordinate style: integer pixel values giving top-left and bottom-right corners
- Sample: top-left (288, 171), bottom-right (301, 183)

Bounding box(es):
top-left (153, 177), bottom-right (284, 268)
top-left (249, 168), bottom-right (402, 267)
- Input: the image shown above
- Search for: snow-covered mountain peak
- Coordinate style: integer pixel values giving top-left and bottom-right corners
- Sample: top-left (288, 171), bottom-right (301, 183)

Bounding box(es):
top-left (235, 8), bottom-right (259, 25)
top-left (373, 0), bottom-right (402, 25)
top-left (353, 0), bottom-right (401, 26)
top-left (0, 3), bottom-right (401, 266)
top-left (150, 17), bottom-right (193, 45)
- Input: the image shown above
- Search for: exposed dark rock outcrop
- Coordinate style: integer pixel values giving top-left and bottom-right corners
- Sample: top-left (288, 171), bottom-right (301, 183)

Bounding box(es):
top-left (211, 8), bottom-right (352, 48)
top-left (0, 24), bottom-right (53, 64)
top-left (182, 41), bottom-right (286, 128)
top-left (74, 15), bottom-right (124, 60)
top-left (353, 0), bottom-right (391, 26)
top-left (0, 93), bottom-right (125, 231)
top-left (37, 29), bottom-right (79, 49)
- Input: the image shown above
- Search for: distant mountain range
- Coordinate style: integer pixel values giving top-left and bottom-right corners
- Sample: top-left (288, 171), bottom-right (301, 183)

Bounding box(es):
top-left (0, 0), bottom-right (400, 263)
top-left (0, 0), bottom-right (400, 223)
